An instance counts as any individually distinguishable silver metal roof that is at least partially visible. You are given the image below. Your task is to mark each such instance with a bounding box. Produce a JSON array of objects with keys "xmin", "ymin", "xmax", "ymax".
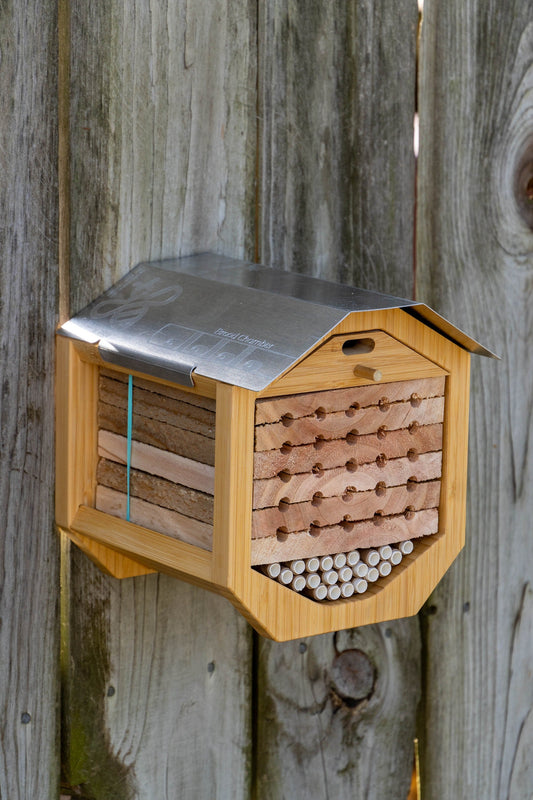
[{"xmin": 59, "ymin": 253, "xmax": 497, "ymax": 391}]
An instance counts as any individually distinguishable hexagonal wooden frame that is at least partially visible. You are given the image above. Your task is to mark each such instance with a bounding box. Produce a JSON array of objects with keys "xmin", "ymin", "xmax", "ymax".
[{"xmin": 56, "ymin": 307, "xmax": 470, "ymax": 641}]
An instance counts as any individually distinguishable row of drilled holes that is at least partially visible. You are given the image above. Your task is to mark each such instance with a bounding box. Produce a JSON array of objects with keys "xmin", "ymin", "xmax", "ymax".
[
  {"xmin": 279, "ymin": 394, "xmax": 423, "ymax": 428},
  {"xmin": 279, "ymin": 422, "xmax": 421, "ymax": 455},
  {"xmin": 275, "ymin": 507, "xmax": 417, "ymax": 542},
  {"xmin": 277, "ymin": 477, "xmax": 421, "ymax": 513},
  {"xmin": 276, "ymin": 450, "xmax": 420, "ymax": 484}
]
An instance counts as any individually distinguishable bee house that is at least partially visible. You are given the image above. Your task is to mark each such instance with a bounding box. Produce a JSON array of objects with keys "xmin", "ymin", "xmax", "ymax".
[{"xmin": 56, "ymin": 253, "xmax": 495, "ymax": 641}]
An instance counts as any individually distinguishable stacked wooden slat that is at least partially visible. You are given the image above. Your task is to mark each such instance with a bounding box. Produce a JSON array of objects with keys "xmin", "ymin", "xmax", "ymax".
[
  {"xmin": 259, "ymin": 540, "xmax": 416, "ymax": 601},
  {"xmin": 252, "ymin": 377, "xmax": 445, "ymax": 572},
  {"xmin": 95, "ymin": 368, "xmax": 215, "ymax": 551}
]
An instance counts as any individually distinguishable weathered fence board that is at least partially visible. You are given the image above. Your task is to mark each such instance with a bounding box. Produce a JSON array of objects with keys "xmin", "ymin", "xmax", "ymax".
[
  {"xmin": 256, "ymin": 624, "xmax": 420, "ymax": 798},
  {"xmin": 256, "ymin": 2, "xmax": 421, "ymax": 797},
  {"xmin": 64, "ymin": 2, "xmax": 257, "ymax": 797},
  {"xmin": 259, "ymin": 0, "xmax": 418, "ymax": 297},
  {"xmin": 0, "ymin": 1, "xmax": 59, "ymax": 797},
  {"xmin": 417, "ymin": 1, "xmax": 533, "ymax": 797}
]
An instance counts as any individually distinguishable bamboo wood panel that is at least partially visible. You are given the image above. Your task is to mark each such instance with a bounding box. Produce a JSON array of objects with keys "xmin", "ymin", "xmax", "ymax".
[
  {"xmin": 417, "ymin": 1, "xmax": 533, "ymax": 797},
  {"xmin": 0, "ymin": 0, "xmax": 60, "ymax": 794}
]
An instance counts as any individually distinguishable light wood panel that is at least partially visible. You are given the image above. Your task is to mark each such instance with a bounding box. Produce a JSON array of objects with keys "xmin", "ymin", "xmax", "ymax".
[
  {"xmin": 251, "ymin": 508, "xmax": 439, "ymax": 564},
  {"xmin": 256, "ymin": 376, "xmax": 445, "ymax": 423},
  {"xmin": 98, "ymin": 430, "xmax": 215, "ymax": 494},
  {"xmin": 417, "ymin": 1, "xmax": 533, "ymax": 798},
  {"xmin": 260, "ymin": 326, "xmax": 446, "ymax": 397},
  {"xmin": 256, "ymin": 1, "xmax": 420, "ymax": 796},
  {"xmin": 212, "ymin": 384, "xmax": 256, "ymax": 591},
  {"xmin": 95, "ymin": 486, "xmax": 214, "ymax": 549},
  {"xmin": 254, "ymin": 423, "xmax": 443, "ymax": 478},
  {"xmin": 252, "ymin": 480, "xmax": 441, "ymax": 536},
  {"xmin": 64, "ymin": 1, "xmax": 256, "ymax": 796},
  {"xmin": 0, "ymin": 1, "xmax": 60, "ymax": 795}
]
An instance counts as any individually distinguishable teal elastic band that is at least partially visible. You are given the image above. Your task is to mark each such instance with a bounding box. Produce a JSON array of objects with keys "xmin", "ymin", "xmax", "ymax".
[{"xmin": 126, "ymin": 374, "xmax": 133, "ymax": 521}]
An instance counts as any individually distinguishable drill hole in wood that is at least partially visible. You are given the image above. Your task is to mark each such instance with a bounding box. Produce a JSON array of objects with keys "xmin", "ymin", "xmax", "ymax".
[{"xmin": 342, "ymin": 338, "xmax": 375, "ymax": 355}]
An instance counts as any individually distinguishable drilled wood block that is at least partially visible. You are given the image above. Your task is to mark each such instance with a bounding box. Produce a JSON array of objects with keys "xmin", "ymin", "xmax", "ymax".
[
  {"xmin": 253, "ymin": 423, "xmax": 443, "ymax": 478},
  {"xmin": 252, "ymin": 378, "xmax": 445, "ymax": 569},
  {"xmin": 251, "ymin": 508, "xmax": 439, "ymax": 564},
  {"xmin": 253, "ymin": 451, "xmax": 443, "ymax": 508},
  {"xmin": 252, "ymin": 480, "xmax": 441, "ymax": 537},
  {"xmin": 255, "ymin": 395, "xmax": 445, "ymax": 450},
  {"xmin": 255, "ymin": 375, "xmax": 445, "ymax": 424}
]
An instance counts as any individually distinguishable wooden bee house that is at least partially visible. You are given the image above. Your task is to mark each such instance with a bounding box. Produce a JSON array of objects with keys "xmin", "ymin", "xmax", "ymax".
[{"xmin": 56, "ymin": 254, "xmax": 495, "ymax": 641}]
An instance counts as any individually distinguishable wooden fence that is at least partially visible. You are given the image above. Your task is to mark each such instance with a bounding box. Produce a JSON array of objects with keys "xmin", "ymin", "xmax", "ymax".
[{"xmin": 1, "ymin": 1, "xmax": 532, "ymax": 798}]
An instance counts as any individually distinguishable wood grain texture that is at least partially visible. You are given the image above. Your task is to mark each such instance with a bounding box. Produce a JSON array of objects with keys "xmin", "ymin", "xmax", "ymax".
[
  {"xmin": 98, "ymin": 401, "xmax": 216, "ymax": 465},
  {"xmin": 251, "ymin": 508, "xmax": 439, "ymax": 564},
  {"xmin": 98, "ymin": 430, "xmax": 215, "ymax": 494},
  {"xmin": 99, "ymin": 375, "xmax": 216, "ymax": 437},
  {"xmin": 259, "ymin": 1, "xmax": 418, "ymax": 297},
  {"xmin": 255, "ymin": 376, "xmax": 445, "ymax": 423},
  {"xmin": 254, "ymin": 452, "xmax": 443, "ymax": 508},
  {"xmin": 256, "ymin": 624, "xmax": 420, "ymax": 799},
  {"xmin": 255, "ymin": 395, "xmax": 444, "ymax": 450},
  {"xmin": 252, "ymin": 479, "xmax": 441, "ymax": 536},
  {"xmin": 96, "ymin": 459, "xmax": 214, "ymax": 523},
  {"xmin": 0, "ymin": 0, "xmax": 60, "ymax": 796},
  {"xmin": 256, "ymin": 1, "xmax": 420, "ymax": 795},
  {"xmin": 66, "ymin": 545, "xmax": 251, "ymax": 799},
  {"xmin": 65, "ymin": 1, "xmax": 256, "ymax": 796},
  {"xmin": 254, "ymin": 423, "xmax": 443, "ymax": 478},
  {"xmin": 417, "ymin": 1, "xmax": 533, "ymax": 797}
]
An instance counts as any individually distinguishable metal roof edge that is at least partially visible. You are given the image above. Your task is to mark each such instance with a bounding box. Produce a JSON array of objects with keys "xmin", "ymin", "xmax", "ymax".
[{"xmin": 405, "ymin": 305, "xmax": 499, "ymax": 359}]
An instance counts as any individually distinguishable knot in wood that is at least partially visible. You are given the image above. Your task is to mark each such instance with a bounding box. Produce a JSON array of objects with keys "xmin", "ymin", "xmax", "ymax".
[
  {"xmin": 514, "ymin": 145, "xmax": 533, "ymax": 229},
  {"xmin": 330, "ymin": 649, "xmax": 375, "ymax": 706}
]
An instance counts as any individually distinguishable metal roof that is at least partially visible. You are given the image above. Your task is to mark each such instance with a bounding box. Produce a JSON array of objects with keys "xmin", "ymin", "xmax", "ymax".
[{"xmin": 59, "ymin": 253, "xmax": 497, "ymax": 391}]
